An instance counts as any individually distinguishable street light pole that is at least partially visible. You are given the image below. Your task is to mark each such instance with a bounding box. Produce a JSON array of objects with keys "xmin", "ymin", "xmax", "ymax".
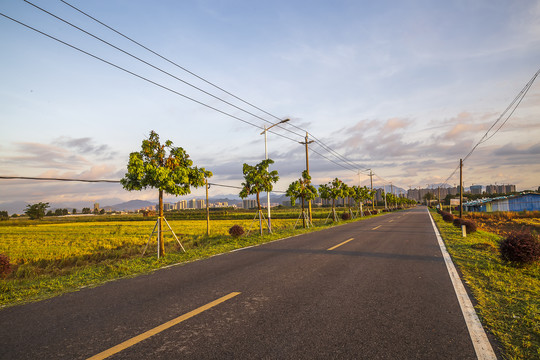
[{"xmin": 261, "ymin": 118, "xmax": 290, "ymax": 232}]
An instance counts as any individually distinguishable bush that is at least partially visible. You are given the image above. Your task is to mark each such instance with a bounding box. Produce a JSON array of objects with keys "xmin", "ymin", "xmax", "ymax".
[
  {"xmin": 453, "ymin": 218, "xmax": 463, "ymax": 227},
  {"xmin": 0, "ymin": 254, "xmax": 12, "ymax": 277},
  {"xmin": 461, "ymin": 220, "xmax": 477, "ymax": 233},
  {"xmin": 442, "ymin": 213, "xmax": 454, "ymax": 222},
  {"xmin": 228, "ymin": 224, "xmax": 245, "ymax": 238},
  {"xmin": 499, "ymin": 231, "xmax": 540, "ymax": 265},
  {"xmin": 341, "ymin": 212, "xmax": 351, "ymax": 220}
]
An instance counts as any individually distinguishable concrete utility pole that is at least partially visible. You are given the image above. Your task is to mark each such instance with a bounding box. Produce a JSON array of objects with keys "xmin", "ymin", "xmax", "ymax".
[
  {"xmin": 459, "ymin": 158, "xmax": 463, "ymax": 218},
  {"xmin": 369, "ymin": 170, "xmax": 374, "ymax": 210},
  {"xmin": 299, "ymin": 132, "xmax": 314, "ymax": 222},
  {"xmin": 206, "ymin": 178, "xmax": 210, "ymax": 236},
  {"xmin": 261, "ymin": 118, "xmax": 289, "ymax": 232}
]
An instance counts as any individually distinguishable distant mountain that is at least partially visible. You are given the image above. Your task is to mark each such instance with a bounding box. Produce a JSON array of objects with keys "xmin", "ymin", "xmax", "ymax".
[{"xmin": 104, "ymin": 200, "xmax": 155, "ymax": 212}]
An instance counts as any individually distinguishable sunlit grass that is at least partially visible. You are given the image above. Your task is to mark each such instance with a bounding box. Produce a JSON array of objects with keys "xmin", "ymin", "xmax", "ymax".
[
  {"xmin": 431, "ymin": 209, "xmax": 540, "ymax": 360},
  {"xmin": 0, "ymin": 210, "xmax": 383, "ymax": 308}
]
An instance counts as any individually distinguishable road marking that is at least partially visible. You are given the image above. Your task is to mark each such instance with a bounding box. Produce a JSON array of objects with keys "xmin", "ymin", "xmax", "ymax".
[
  {"xmin": 372, "ymin": 225, "xmax": 382, "ymax": 230},
  {"xmin": 87, "ymin": 292, "xmax": 241, "ymax": 360},
  {"xmin": 388, "ymin": 219, "xmax": 394, "ymax": 222},
  {"xmin": 327, "ymin": 238, "xmax": 354, "ymax": 251},
  {"xmin": 428, "ymin": 211, "xmax": 496, "ymax": 360}
]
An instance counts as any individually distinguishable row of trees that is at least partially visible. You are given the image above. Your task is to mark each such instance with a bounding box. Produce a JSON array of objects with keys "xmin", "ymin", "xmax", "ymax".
[{"xmin": 11, "ymin": 130, "xmax": 410, "ymax": 257}]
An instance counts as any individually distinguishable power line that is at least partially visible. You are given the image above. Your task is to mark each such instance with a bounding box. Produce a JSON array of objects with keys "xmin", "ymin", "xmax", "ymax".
[
  {"xmin": 0, "ymin": 176, "xmax": 119, "ymax": 183},
  {"xmin": 0, "ymin": 176, "xmax": 288, "ymax": 193},
  {"xmin": 2, "ymin": 9, "xmax": 393, "ymax": 184},
  {"xmin": 23, "ymin": 0, "xmax": 306, "ymax": 142},
  {"xmin": 0, "ymin": 12, "xmax": 300, "ymax": 145},
  {"xmin": 442, "ymin": 67, "xmax": 539, "ymax": 183},
  {"xmin": 59, "ymin": 0, "xmax": 372, "ymax": 173},
  {"xmin": 463, "ymin": 67, "xmax": 539, "ymax": 163}
]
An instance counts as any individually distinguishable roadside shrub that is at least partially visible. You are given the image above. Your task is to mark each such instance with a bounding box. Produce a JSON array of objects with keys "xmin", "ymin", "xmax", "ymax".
[
  {"xmin": 499, "ymin": 231, "xmax": 540, "ymax": 265},
  {"xmin": 341, "ymin": 212, "xmax": 351, "ymax": 220},
  {"xmin": 228, "ymin": 224, "xmax": 245, "ymax": 238},
  {"xmin": 453, "ymin": 218, "xmax": 463, "ymax": 227},
  {"xmin": 442, "ymin": 213, "xmax": 454, "ymax": 222},
  {"xmin": 461, "ymin": 220, "xmax": 477, "ymax": 233},
  {"xmin": 0, "ymin": 254, "xmax": 12, "ymax": 277}
]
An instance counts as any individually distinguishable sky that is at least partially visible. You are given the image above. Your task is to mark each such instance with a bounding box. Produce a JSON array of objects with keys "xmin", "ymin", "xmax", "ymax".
[{"xmin": 1, "ymin": 0, "xmax": 539, "ymax": 207}]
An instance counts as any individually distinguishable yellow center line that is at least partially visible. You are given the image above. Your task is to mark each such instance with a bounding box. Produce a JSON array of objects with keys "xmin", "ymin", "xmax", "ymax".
[
  {"xmin": 372, "ymin": 225, "xmax": 382, "ymax": 230},
  {"xmin": 87, "ymin": 292, "xmax": 241, "ymax": 360},
  {"xmin": 327, "ymin": 238, "xmax": 354, "ymax": 251}
]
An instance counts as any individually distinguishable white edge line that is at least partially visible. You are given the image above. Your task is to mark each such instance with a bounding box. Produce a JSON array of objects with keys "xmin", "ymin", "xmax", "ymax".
[{"xmin": 428, "ymin": 209, "xmax": 497, "ymax": 360}]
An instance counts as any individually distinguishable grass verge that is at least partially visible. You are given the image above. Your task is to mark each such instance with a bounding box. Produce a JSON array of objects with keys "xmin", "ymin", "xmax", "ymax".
[{"xmin": 430, "ymin": 209, "xmax": 540, "ymax": 360}]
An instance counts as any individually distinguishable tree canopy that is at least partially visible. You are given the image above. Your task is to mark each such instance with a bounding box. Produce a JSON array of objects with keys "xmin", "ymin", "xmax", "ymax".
[
  {"xmin": 121, "ymin": 130, "xmax": 211, "ymax": 195},
  {"xmin": 286, "ymin": 170, "xmax": 318, "ymax": 207},
  {"xmin": 239, "ymin": 159, "xmax": 279, "ymax": 211},
  {"xmin": 25, "ymin": 202, "xmax": 49, "ymax": 220}
]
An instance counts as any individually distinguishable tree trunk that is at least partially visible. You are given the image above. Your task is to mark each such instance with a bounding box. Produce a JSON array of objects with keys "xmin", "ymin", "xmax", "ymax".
[
  {"xmin": 256, "ymin": 192, "xmax": 262, "ymax": 236},
  {"xmin": 158, "ymin": 189, "xmax": 164, "ymax": 257},
  {"xmin": 301, "ymin": 196, "xmax": 306, "ymax": 228}
]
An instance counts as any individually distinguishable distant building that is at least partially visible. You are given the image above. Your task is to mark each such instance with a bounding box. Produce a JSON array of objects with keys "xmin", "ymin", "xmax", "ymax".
[
  {"xmin": 93, "ymin": 203, "xmax": 100, "ymax": 212},
  {"xmin": 470, "ymin": 185, "xmax": 483, "ymax": 195},
  {"xmin": 464, "ymin": 193, "xmax": 540, "ymax": 212},
  {"xmin": 196, "ymin": 199, "xmax": 205, "ymax": 209},
  {"xmin": 188, "ymin": 199, "xmax": 197, "ymax": 209},
  {"xmin": 177, "ymin": 200, "xmax": 187, "ymax": 210},
  {"xmin": 486, "ymin": 184, "xmax": 516, "ymax": 195},
  {"xmin": 242, "ymin": 199, "xmax": 258, "ymax": 209}
]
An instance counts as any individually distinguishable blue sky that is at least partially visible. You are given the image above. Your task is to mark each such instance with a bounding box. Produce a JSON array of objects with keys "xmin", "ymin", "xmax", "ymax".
[{"xmin": 1, "ymin": 0, "xmax": 539, "ymax": 206}]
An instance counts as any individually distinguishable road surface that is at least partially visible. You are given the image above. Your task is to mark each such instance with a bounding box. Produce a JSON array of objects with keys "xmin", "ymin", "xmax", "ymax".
[{"xmin": 0, "ymin": 207, "xmax": 490, "ymax": 359}]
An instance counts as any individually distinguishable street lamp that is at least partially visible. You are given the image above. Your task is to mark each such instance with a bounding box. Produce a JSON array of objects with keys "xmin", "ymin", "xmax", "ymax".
[{"xmin": 260, "ymin": 118, "xmax": 290, "ymax": 232}]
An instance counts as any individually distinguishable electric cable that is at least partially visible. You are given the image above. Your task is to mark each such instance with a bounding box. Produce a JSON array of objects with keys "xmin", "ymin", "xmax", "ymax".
[
  {"xmin": 23, "ymin": 0, "xmax": 306, "ymax": 142},
  {"xmin": 0, "ymin": 12, "xmax": 301, "ymax": 144},
  {"xmin": 1, "ymin": 10, "xmax": 399, "ymax": 187},
  {"xmin": 59, "ymin": 0, "xmax": 371, "ymax": 171},
  {"xmin": 58, "ymin": 0, "xmax": 306, "ymax": 140}
]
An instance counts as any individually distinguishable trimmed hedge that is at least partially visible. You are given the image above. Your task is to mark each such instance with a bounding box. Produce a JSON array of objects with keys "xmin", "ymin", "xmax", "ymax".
[
  {"xmin": 228, "ymin": 224, "xmax": 245, "ymax": 238},
  {"xmin": 499, "ymin": 231, "xmax": 540, "ymax": 265}
]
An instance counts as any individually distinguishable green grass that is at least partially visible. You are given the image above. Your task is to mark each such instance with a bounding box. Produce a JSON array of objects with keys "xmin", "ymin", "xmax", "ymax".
[
  {"xmin": 430, "ymin": 209, "xmax": 540, "ymax": 360},
  {"xmin": 0, "ymin": 209, "xmax": 386, "ymax": 308}
]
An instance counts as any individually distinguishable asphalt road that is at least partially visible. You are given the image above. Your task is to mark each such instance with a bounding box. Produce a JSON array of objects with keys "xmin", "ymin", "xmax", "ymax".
[{"xmin": 1, "ymin": 207, "xmax": 481, "ymax": 359}]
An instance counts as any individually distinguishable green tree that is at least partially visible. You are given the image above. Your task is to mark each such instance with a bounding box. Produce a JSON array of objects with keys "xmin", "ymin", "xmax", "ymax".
[
  {"xmin": 82, "ymin": 207, "xmax": 91, "ymax": 214},
  {"xmin": 0, "ymin": 210, "xmax": 8, "ymax": 221},
  {"xmin": 72, "ymin": 208, "xmax": 77, "ymax": 214},
  {"xmin": 286, "ymin": 170, "xmax": 318, "ymax": 228},
  {"xmin": 121, "ymin": 130, "xmax": 211, "ymax": 256},
  {"xmin": 24, "ymin": 202, "xmax": 49, "ymax": 220},
  {"xmin": 239, "ymin": 159, "xmax": 279, "ymax": 235},
  {"xmin": 351, "ymin": 185, "xmax": 371, "ymax": 216},
  {"xmin": 319, "ymin": 178, "xmax": 344, "ymax": 222}
]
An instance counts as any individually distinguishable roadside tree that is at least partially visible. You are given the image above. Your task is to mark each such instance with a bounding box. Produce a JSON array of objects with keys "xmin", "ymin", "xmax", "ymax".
[
  {"xmin": 286, "ymin": 170, "xmax": 318, "ymax": 228},
  {"xmin": 319, "ymin": 178, "xmax": 344, "ymax": 222},
  {"xmin": 121, "ymin": 130, "xmax": 211, "ymax": 257},
  {"xmin": 239, "ymin": 159, "xmax": 279, "ymax": 235}
]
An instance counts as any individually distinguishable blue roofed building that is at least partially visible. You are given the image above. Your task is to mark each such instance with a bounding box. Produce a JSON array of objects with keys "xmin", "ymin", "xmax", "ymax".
[{"xmin": 464, "ymin": 193, "xmax": 540, "ymax": 213}]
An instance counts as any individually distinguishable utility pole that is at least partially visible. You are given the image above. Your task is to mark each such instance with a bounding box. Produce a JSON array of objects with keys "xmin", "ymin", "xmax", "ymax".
[
  {"xmin": 390, "ymin": 182, "xmax": 394, "ymax": 209},
  {"xmin": 260, "ymin": 118, "xmax": 289, "ymax": 232},
  {"xmin": 369, "ymin": 169, "xmax": 374, "ymax": 210},
  {"xmin": 459, "ymin": 158, "xmax": 463, "ymax": 218},
  {"xmin": 299, "ymin": 132, "xmax": 314, "ymax": 222},
  {"xmin": 206, "ymin": 178, "xmax": 210, "ymax": 236}
]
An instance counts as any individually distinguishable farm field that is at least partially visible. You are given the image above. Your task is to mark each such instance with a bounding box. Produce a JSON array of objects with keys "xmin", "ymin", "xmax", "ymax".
[
  {"xmin": 464, "ymin": 211, "xmax": 540, "ymax": 237},
  {"xmin": 0, "ymin": 207, "xmax": 383, "ymax": 307},
  {"xmin": 431, "ymin": 209, "xmax": 540, "ymax": 360}
]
